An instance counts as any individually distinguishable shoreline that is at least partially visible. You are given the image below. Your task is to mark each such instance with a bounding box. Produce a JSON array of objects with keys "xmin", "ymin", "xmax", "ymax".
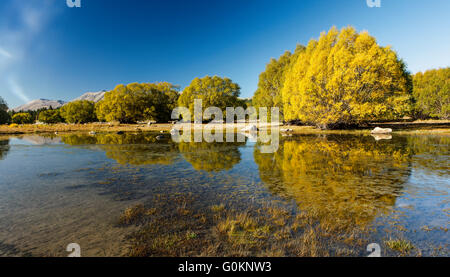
[{"xmin": 0, "ymin": 120, "xmax": 449, "ymax": 136}]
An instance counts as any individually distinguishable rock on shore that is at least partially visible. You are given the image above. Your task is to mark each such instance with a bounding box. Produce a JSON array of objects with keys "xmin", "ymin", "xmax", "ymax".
[{"xmin": 371, "ymin": 127, "xmax": 393, "ymax": 134}]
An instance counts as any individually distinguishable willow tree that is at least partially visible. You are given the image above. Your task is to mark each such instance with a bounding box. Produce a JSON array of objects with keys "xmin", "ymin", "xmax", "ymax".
[
  {"xmin": 96, "ymin": 82, "xmax": 179, "ymax": 123},
  {"xmin": 60, "ymin": 100, "xmax": 96, "ymax": 123},
  {"xmin": 252, "ymin": 45, "xmax": 305, "ymax": 119},
  {"xmin": 178, "ymin": 76, "xmax": 242, "ymax": 121},
  {"xmin": 12, "ymin": 112, "xmax": 33, "ymax": 124},
  {"xmin": 38, "ymin": 109, "xmax": 63, "ymax": 124},
  {"xmin": 282, "ymin": 26, "xmax": 413, "ymax": 128},
  {"xmin": 413, "ymin": 67, "xmax": 449, "ymax": 119}
]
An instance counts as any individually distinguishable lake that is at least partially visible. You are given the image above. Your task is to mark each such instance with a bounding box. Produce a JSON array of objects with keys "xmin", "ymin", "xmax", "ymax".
[{"xmin": 0, "ymin": 132, "xmax": 448, "ymax": 256}]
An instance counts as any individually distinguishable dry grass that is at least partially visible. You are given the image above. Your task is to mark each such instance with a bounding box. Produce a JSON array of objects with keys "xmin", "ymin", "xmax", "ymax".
[
  {"xmin": 1, "ymin": 120, "xmax": 449, "ymax": 135},
  {"xmin": 0, "ymin": 123, "xmax": 174, "ymax": 134},
  {"xmin": 385, "ymin": 238, "xmax": 415, "ymax": 254},
  {"xmin": 118, "ymin": 204, "xmax": 147, "ymax": 225},
  {"xmin": 117, "ymin": 194, "xmax": 377, "ymax": 257}
]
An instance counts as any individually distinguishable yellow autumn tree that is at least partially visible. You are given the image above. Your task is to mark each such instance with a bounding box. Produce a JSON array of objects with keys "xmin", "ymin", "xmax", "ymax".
[
  {"xmin": 96, "ymin": 82, "xmax": 179, "ymax": 123},
  {"xmin": 178, "ymin": 76, "xmax": 243, "ymax": 121},
  {"xmin": 282, "ymin": 26, "xmax": 413, "ymax": 128},
  {"xmin": 413, "ymin": 67, "xmax": 450, "ymax": 119},
  {"xmin": 252, "ymin": 45, "xmax": 305, "ymax": 120}
]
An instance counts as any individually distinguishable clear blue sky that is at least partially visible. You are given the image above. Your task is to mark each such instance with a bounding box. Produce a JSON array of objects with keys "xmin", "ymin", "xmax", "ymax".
[{"xmin": 0, "ymin": 0, "xmax": 449, "ymax": 108}]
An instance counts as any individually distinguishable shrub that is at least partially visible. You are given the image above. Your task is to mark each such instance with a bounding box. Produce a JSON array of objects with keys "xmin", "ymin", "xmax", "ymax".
[
  {"xmin": 38, "ymin": 109, "xmax": 64, "ymax": 124},
  {"xmin": 12, "ymin": 113, "xmax": 34, "ymax": 124},
  {"xmin": 60, "ymin": 100, "xmax": 97, "ymax": 123}
]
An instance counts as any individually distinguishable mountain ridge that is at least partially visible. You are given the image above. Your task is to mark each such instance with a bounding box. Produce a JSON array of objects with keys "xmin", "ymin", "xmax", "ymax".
[{"xmin": 12, "ymin": 91, "xmax": 106, "ymax": 112}]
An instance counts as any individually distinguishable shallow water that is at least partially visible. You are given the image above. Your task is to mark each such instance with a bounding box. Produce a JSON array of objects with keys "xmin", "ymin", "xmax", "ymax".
[{"xmin": 0, "ymin": 132, "xmax": 448, "ymax": 256}]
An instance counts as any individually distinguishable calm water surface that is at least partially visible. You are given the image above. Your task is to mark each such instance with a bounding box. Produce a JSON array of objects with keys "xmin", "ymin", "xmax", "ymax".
[{"xmin": 0, "ymin": 133, "xmax": 448, "ymax": 256}]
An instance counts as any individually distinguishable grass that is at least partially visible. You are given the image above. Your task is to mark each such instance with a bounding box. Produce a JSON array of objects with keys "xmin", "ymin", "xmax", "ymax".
[
  {"xmin": 116, "ymin": 194, "xmax": 376, "ymax": 257},
  {"xmin": 118, "ymin": 192, "xmax": 442, "ymax": 257},
  {"xmin": 118, "ymin": 204, "xmax": 147, "ymax": 225},
  {"xmin": 385, "ymin": 238, "xmax": 415, "ymax": 254},
  {"xmin": 211, "ymin": 204, "xmax": 226, "ymax": 213},
  {"xmin": 0, "ymin": 123, "xmax": 174, "ymax": 134}
]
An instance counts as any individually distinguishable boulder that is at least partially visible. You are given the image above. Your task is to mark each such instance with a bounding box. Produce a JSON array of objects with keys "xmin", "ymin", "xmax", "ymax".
[
  {"xmin": 371, "ymin": 127, "xmax": 392, "ymax": 134},
  {"xmin": 241, "ymin": 125, "xmax": 258, "ymax": 132}
]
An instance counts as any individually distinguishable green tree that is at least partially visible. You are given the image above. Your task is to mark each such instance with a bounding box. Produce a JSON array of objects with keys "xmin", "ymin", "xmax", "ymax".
[
  {"xmin": 413, "ymin": 67, "xmax": 449, "ymax": 119},
  {"xmin": 282, "ymin": 26, "xmax": 413, "ymax": 128},
  {"xmin": 253, "ymin": 45, "xmax": 305, "ymax": 119},
  {"xmin": 178, "ymin": 76, "xmax": 242, "ymax": 121},
  {"xmin": 12, "ymin": 112, "xmax": 34, "ymax": 124},
  {"xmin": 38, "ymin": 109, "xmax": 64, "ymax": 124},
  {"xmin": 60, "ymin": 100, "xmax": 96, "ymax": 123},
  {"xmin": 96, "ymin": 82, "xmax": 179, "ymax": 123},
  {"xmin": 0, "ymin": 96, "xmax": 10, "ymax": 124}
]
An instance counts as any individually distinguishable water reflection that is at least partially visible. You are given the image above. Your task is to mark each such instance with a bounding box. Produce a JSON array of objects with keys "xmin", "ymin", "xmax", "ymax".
[
  {"xmin": 254, "ymin": 135, "xmax": 412, "ymax": 227},
  {"xmin": 61, "ymin": 133, "xmax": 179, "ymax": 166},
  {"xmin": 60, "ymin": 133, "xmax": 246, "ymax": 171},
  {"xmin": 0, "ymin": 132, "xmax": 448, "ymax": 256},
  {"xmin": 0, "ymin": 139, "xmax": 10, "ymax": 160},
  {"xmin": 407, "ymin": 135, "xmax": 450, "ymax": 176},
  {"xmin": 178, "ymin": 141, "xmax": 244, "ymax": 172}
]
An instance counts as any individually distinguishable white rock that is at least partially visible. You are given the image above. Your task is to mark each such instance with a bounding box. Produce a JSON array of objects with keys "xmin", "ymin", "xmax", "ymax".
[
  {"xmin": 371, "ymin": 127, "xmax": 392, "ymax": 134},
  {"xmin": 241, "ymin": 125, "xmax": 258, "ymax": 132}
]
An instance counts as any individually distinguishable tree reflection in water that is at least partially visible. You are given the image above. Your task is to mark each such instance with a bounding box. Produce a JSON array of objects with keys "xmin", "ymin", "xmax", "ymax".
[
  {"xmin": 254, "ymin": 135, "xmax": 412, "ymax": 229},
  {"xmin": 178, "ymin": 141, "xmax": 244, "ymax": 172},
  {"xmin": 0, "ymin": 139, "xmax": 10, "ymax": 160},
  {"xmin": 407, "ymin": 135, "xmax": 450, "ymax": 176},
  {"xmin": 61, "ymin": 133, "xmax": 180, "ymax": 166},
  {"xmin": 60, "ymin": 133, "xmax": 245, "ymax": 171}
]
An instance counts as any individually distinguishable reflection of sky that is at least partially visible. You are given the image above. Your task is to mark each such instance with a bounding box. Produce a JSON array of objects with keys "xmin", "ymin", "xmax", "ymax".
[{"xmin": 394, "ymin": 167, "xmax": 449, "ymax": 229}]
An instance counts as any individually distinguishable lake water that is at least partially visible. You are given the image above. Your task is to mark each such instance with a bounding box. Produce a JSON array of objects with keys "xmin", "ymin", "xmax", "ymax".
[{"xmin": 0, "ymin": 132, "xmax": 448, "ymax": 256}]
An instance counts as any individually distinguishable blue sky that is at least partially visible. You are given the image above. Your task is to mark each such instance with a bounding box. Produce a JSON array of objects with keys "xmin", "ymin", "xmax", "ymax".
[{"xmin": 0, "ymin": 0, "xmax": 449, "ymax": 108}]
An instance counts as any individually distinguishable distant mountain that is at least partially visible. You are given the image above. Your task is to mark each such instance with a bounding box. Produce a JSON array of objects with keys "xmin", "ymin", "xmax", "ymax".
[
  {"xmin": 71, "ymin": 90, "xmax": 106, "ymax": 103},
  {"xmin": 12, "ymin": 99, "xmax": 66, "ymax": 112},
  {"xmin": 12, "ymin": 90, "xmax": 107, "ymax": 112}
]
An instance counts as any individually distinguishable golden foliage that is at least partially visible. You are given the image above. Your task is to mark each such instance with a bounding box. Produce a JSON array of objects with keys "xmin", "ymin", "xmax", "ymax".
[
  {"xmin": 254, "ymin": 135, "xmax": 411, "ymax": 228},
  {"xmin": 413, "ymin": 67, "xmax": 449, "ymax": 119},
  {"xmin": 96, "ymin": 82, "xmax": 179, "ymax": 123},
  {"xmin": 281, "ymin": 26, "xmax": 413, "ymax": 127}
]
